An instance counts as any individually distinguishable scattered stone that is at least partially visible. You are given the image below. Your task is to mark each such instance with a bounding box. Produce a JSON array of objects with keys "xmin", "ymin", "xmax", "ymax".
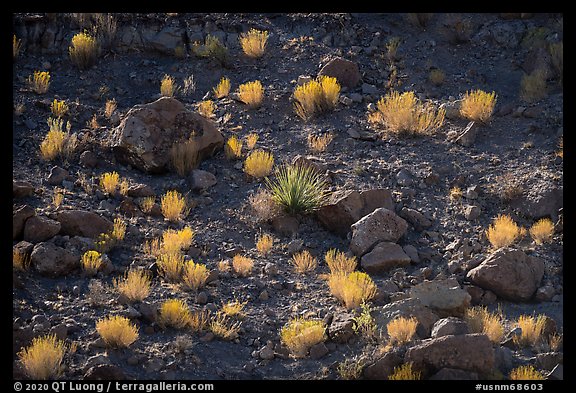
[
  {"xmin": 196, "ymin": 292, "xmax": 208, "ymax": 304},
  {"xmin": 327, "ymin": 313, "xmax": 355, "ymax": 343},
  {"xmin": 127, "ymin": 183, "xmax": 155, "ymax": 198},
  {"xmin": 188, "ymin": 169, "xmax": 217, "ymax": 191},
  {"xmin": 23, "ymin": 215, "xmax": 61, "ymax": 243},
  {"xmin": 13, "ymin": 180, "xmax": 35, "ymax": 198},
  {"xmin": 535, "ymin": 285, "xmax": 556, "ymax": 302},
  {"xmin": 49, "ymin": 323, "xmax": 68, "ymax": 341},
  {"xmin": 350, "ymin": 208, "xmax": 408, "ymax": 257},
  {"xmin": 409, "ymin": 278, "xmax": 471, "ymax": 317},
  {"xmin": 431, "ymin": 317, "xmax": 469, "ymax": 338},
  {"xmin": 464, "ymin": 205, "xmax": 481, "ymax": 220},
  {"xmin": 84, "ymin": 364, "xmax": 126, "ymax": 380},
  {"xmin": 363, "ymin": 349, "xmax": 403, "ymax": 380},
  {"xmin": 30, "ymin": 241, "xmax": 80, "ymax": 277},
  {"xmin": 465, "ymin": 185, "xmax": 480, "ymax": 200},
  {"xmin": 536, "ymin": 352, "xmax": 563, "ymax": 371},
  {"xmin": 361, "ymin": 83, "xmax": 379, "ymax": 95},
  {"xmin": 360, "ymin": 242, "xmax": 411, "ymax": 274},
  {"xmin": 271, "ymin": 215, "xmax": 299, "ymax": 237},
  {"xmin": 264, "ymin": 263, "xmax": 278, "ymax": 276},
  {"xmin": 453, "ymin": 121, "xmax": 478, "ymax": 147},
  {"xmin": 13, "ymin": 204, "xmax": 35, "ymax": 240},
  {"xmin": 79, "ymin": 150, "xmax": 99, "ymax": 168},
  {"xmin": 399, "ymin": 207, "xmax": 432, "ymax": 231},
  {"xmin": 138, "ymin": 302, "xmax": 158, "ymax": 323},
  {"xmin": 287, "ymin": 239, "xmax": 304, "ymax": 255},
  {"xmin": 510, "ymin": 184, "xmax": 563, "ymax": 220},
  {"xmin": 297, "ymin": 75, "xmax": 312, "ymax": 86},
  {"xmin": 317, "ymin": 57, "xmax": 361, "ymax": 88},
  {"xmin": 56, "ymin": 210, "xmax": 113, "ymax": 238},
  {"xmin": 259, "ymin": 341, "xmax": 275, "ymax": 360},
  {"xmin": 547, "ymin": 364, "xmax": 563, "ymax": 380},
  {"xmin": 403, "ymin": 244, "xmax": 420, "ymax": 263},
  {"xmin": 46, "ymin": 166, "xmax": 69, "ymax": 186},
  {"xmin": 309, "ymin": 342, "xmax": 329, "ymax": 359}
]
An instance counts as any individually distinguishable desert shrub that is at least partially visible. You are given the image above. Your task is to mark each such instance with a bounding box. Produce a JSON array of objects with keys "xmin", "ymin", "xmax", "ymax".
[
  {"xmin": 198, "ymin": 100, "xmax": 215, "ymax": 118},
  {"xmin": 51, "ymin": 99, "xmax": 68, "ymax": 118},
  {"xmin": 182, "ymin": 75, "xmax": 196, "ymax": 96},
  {"xmin": 81, "ymin": 250, "xmax": 103, "ymax": 276},
  {"xmin": 182, "ymin": 261, "xmax": 209, "ymax": 292},
  {"xmin": 280, "ymin": 317, "xmax": 325, "ymax": 358},
  {"xmin": 189, "ymin": 309, "xmax": 211, "ymax": 333},
  {"xmin": 210, "ymin": 313, "xmax": 241, "ymax": 340},
  {"xmin": 105, "ymin": 98, "xmax": 117, "ymax": 119},
  {"xmin": 194, "ymin": 34, "xmax": 229, "ymax": 66},
  {"xmin": 162, "ymin": 226, "xmax": 195, "ymax": 254},
  {"xmin": 486, "ymin": 214, "xmax": 521, "ymax": 249},
  {"xmin": 224, "ymin": 135, "xmax": 243, "ymax": 159},
  {"xmin": 13, "ymin": 248, "xmax": 30, "ymax": 271},
  {"xmin": 159, "ymin": 299, "xmax": 191, "ymax": 329},
  {"xmin": 256, "ymin": 233, "xmax": 274, "ymax": 255},
  {"xmin": 520, "ymin": 69, "xmax": 547, "ymax": 103},
  {"xmin": 509, "ymin": 365, "xmax": 545, "ymax": 380},
  {"xmin": 307, "ymin": 133, "xmax": 334, "ymax": 153},
  {"xmin": 244, "ymin": 149, "xmax": 274, "ymax": 178},
  {"xmin": 69, "ymin": 31, "xmax": 99, "ymax": 69},
  {"xmin": 246, "ymin": 133, "xmax": 259, "ymax": 150},
  {"xmin": 18, "ymin": 334, "xmax": 65, "ymax": 380},
  {"xmin": 337, "ymin": 357, "xmax": 365, "ymax": 380},
  {"xmin": 96, "ymin": 315, "xmax": 138, "ymax": 348},
  {"xmin": 213, "ymin": 77, "xmax": 231, "ymax": 99},
  {"xmin": 114, "ymin": 269, "xmax": 152, "ymax": 303},
  {"xmin": 139, "ymin": 196, "xmax": 156, "ymax": 214},
  {"xmin": 99, "ymin": 171, "xmax": 120, "ymax": 194},
  {"xmin": 514, "ymin": 314, "xmax": 546, "ymax": 348},
  {"xmin": 28, "ymin": 71, "xmax": 50, "ymax": 94},
  {"xmin": 248, "ymin": 188, "xmax": 281, "ymax": 221},
  {"xmin": 291, "ymin": 250, "xmax": 318, "ymax": 274},
  {"xmin": 529, "ymin": 218, "xmax": 554, "ymax": 245},
  {"xmin": 232, "ymin": 255, "xmax": 254, "ymax": 277},
  {"xmin": 171, "ymin": 137, "xmax": 199, "ymax": 176},
  {"xmin": 88, "ymin": 114, "xmax": 100, "ymax": 130},
  {"xmin": 160, "ymin": 190, "xmax": 189, "ymax": 222},
  {"xmin": 385, "ymin": 37, "xmax": 402, "ymax": 63},
  {"xmin": 221, "ymin": 298, "xmax": 247, "ymax": 318},
  {"xmin": 459, "ymin": 89, "xmax": 497, "ymax": 122},
  {"xmin": 266, "ymin": 163, "xmax": 329, "ymax": 215},
  {"xmin": 13, "ymin": 34, "xmax": 22, "ymax": 59},
  {"xmin": 239, "ymin": 28, "xmax": 269, "ymax": 58},
  {"xmin": 293, "ymin": 76, "xmax": 340, "ymax": 120},
  {"xmin": 386, "ymin": 316, "xmax": 418, "ymax": 346},
  {"xmin": 157, "ymin": 252, "xmax": 185, "ymax": 282},
  {"xmin": 217, "ymin": 260, "xmax": 231, "ymax": 273},
  {"xmin": 388, "ymin": 363, "xmax": 421, "ymax": 380},
  {"xmin": 449, "ymin": 186, "xmax": 463, "ymax": 201},
  {"xmin": 111, "ymin": 217, "xmax": 126, "ymax": 241},
  {"xmin": 328, "ymin": 272, "xmax": 377, "ymax": 310},
  {"xmin": 353, "ymin": 302, "xmax": 378, "ymax": 342},
  {"xmin": 429, "ymin": 68, "xmax": 445, "ymax": 86},
  {"xmin": 369, "ymin": 90, "xmax": 445, "ymax": 136},
  {"xmin": 160, "ymin": 74, "xmax": 178, "ymax": 97},
  {"xmin": 238, "ymin": 80, "xmax": 264, "ymax": 108},
  {"xmin": 325, "ymin": 249, "xmax": 357, "ymax": 274},
  {"xmin": 464, "ymin": 306, "xmax": 504, "ymax": 343},
  {"xmin": 52, "ymin": 188, "xmax": 64, "ymax": 208}
]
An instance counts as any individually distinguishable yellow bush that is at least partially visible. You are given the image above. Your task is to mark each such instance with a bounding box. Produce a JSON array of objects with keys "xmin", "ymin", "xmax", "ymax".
[
  {"xmin": 529, "ymin": 218, "xmax": 554, "ymax": 245},
  {"xmin": 460, "ymin": 89, "xmax": 497, "ymax": 122},
  {"xmin": 244, "ymin": 149, "xmax": 274, "ymax": 178},
  {"xmin": 210, "ymin": 313, "xmax": 241, "ymax": 340},
  {"xmin": 105, "ymin": 98, "xmax": 117, "ymax": 119},
  {"xmin": 157, "ymin": 252, "xmax": 185, "ymax": 282},
  {"xmin": 213, "ymin": 77, "xmax": 231, "ymax": 99},
  {"xmin": 280, "ymin": 317, "xmax": 325, "ymax": 358},
  {"xmin": 386, "ymin": 316, "xmax": 418, "ymax": 346},
  {"xmin": 161, "ymin": 190, "xmax": 188, "ymax": 221},
  {"xmin": 225, "ymin": 135, "xmax": 243, "ymax": 159},
  {"xmin": 111, "ymin": 217, "xmax": 126, "ymax": 241},
  {"xmin": 328, "ymin": 271, "xmax": 377, "ymax": 310},
  {"xmin": 246, "ymin": 133, "xmax": 259, "ymax": 150},
  {"xmin": 27, "ymin": 70, "xmax": 50, "ymax": 94},
  {"xmin": 239, "ymin": 29, "xmax": 269, "ymax": 58},
  {"xmin": 319, "ymin": 76, "xmax": 340, "ymax": 109},
  {"xmin": 449, "ymin": 186, "xmax": 463, "ymax": 201},
  {"xmin": 162, "ymin": 226, "xmax": 195, "ymax": 253},
  {"xmin": 221, "ymin": 298, "xmax": 247, "ymax": 318},
  {"xmin": 13, "ymin": 34, "xmax": 22, "ymax": 59},
  {"xmin": 369, "ymin": 90, "xmax": 445, "ymax": 136},
  {"xmin": 114, "ymin": 269, "xmax": 152, "ymax": 303},
  {"xmin": 81, "ymin": 250, "xmax": 103, "ymax": 276},
  {"xmin": 292, "ymin": 250, "xmax": 318, "ymax": 274},
  {"xmin": 51, "ymin": 99, "xmax": 68, "ymax": 118},
  {"xmin": 509, "ymin": 365, "xmax": 545, "ymax": 380},
  {"xmin": 307, "ymin": 133, "xmax": 334, "ymax": 153},
  {"xmin": 140, "ymin": 196, "xmax": 156, "ymax": 213},
  {"xmin": 18, "ymin": 334, "xmax": 65, "ymax": 380},
  {"xmin": 464, "ymin": 306, "xmax": 504, "ymax": 343},
  {"xmin": 198, "ymin": 100, "xmax": 216, "ymax": 118},
  {"xmin": 520, "ymin": 70, "xmax": 547, "ymax": 103},
  {"xmin": 514, "ymin": 314, "xmax": 546, "ymax": 348},
  {"xmin": 256, "ymin": 233, "xmax": 274, "ymax": 255},
  {"xmin": 388, "ymin": 363, "xmax": 421, "ymax": 380},
  {"xmin": 325, "ymin": 249, "xmax": 357, "ymax": 274},
  {"xmin": 96, "ymin": 315, "xmax": 139, "ymax": 348},
  {"xmin": 293, "ymin": 76, "xmax": 341, "ymax": 120},
  {"xmin": 171, "ymin": 137, "xmax": 199, "ymax": 177},
  {"xmin": 182, "ymin": 261, "xmax": 209, "ymax": 291},
  {"xmin": 159, "ymin": 299, "xmax": 191, "ymax": 329},
  {"xmin": 189, "ymin": 309, "xmax": 211, "ymax": 333},
  {"xmin": 486, "ymin": 214, "xmax": 521, "ymax": 249},
  {"xmin": 160, "ymin": 74, "xmax": 177, "ymax": 97},
  {"xmin": 52, "ymin": 189, "xmax": 64, "ymax": 208},
  {"xmin": 100, "ymin": 171, "xmax": 120, "ymax": 194},
  {"xmin": 232, "ymin": 254, "xmax": 254, "ymax": 277},
  {"xmin": 69, "ymin": 31, "xmax": 99, "ymax": 69},
  {"xmin": 13, "ymin": 249, "xmax": 30, "ymax": 271},
  {"xmin": 40, "ymin": 117, "xmax": 68, "ymax": 161},
  {"xmin": 238, "ymin": 80, "xmax": 264, "ymax": 108}
]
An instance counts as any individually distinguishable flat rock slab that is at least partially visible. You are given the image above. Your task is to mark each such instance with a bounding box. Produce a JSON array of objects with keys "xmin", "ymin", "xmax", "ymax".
[
  {"xmin": 350, "ymin": 208, "xmax": 408, "ymax": 257},
  {"xmin": 360, "ymin": 242, "xmax": 411, "ymax": 274},
  {"xmin": 409, "ymin": 278, "xmax": 471, "ymax": 317}
]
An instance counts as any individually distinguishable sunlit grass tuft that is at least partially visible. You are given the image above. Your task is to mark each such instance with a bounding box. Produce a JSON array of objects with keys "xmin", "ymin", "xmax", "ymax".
[
  {"xmin": 239, "ymin": 29, "xmax": 269, "ymax": 58},
  {"xmin": 280, "ymin": 317, "xmax": 325, "ymax": 358},
  {"xmin": 81, "ymin": 250, "xmax": 103, "ymax": 277},
  {"xmin": 27, "ymin": 71, "xmax": 51, "ymax": 94},
  {"xmin": 244, "ymin": 149, "xmax": 274, "ymax": 179},
  {"xmin": 509, "ymin": 365, "xmax": 545, "ymax": 380},
  {"xmin": 198, "ymin": 100, "xmax": 216, "ymax": 118},
  {"xmin": 18, "ymin": 334, "xmax": 65, "ymax": 380},
  {"xmin": 529, "ymin": 218, "xmax": 554, "ymax": 245},
  {"xmin": 328, "ymin": 272, "xmax": 377, "ymax": 310},
  {"xmin": 460, "ymin": 89, "xmax": 497, "ymax": 122},
  {"xmin": 291, "ymin": 250, "xmax": 318, "ymax": 274},
  {"xmin": 114, "ymin": 269, "xmax": 152, "ymax": 303},
  {"xmin": 232, "ymin": 255, "xmax": 254, "ymax": 277},
  {"xmin": 159, "ymin": 299, "xmax": 191, "ymax": 329},
  {"xmin": 160, "ymin": 190, "xmax": 189, "ymax": 222},
  {"xmin": 388, "ymin": 363, "xmax": 421, "ymax": 380},
  {"xmin": 182, "ymin": 261, "xmax": 209, "ymax": 292},
  {"xmin": 386, "ymin": 317, "xmax": 418, "ymax": 346},
  {"xmin": 213, "ymin": 77, "xmax": 231, "ymax": 99},
  {"xmin": 256, "ymin": 233, "xmax": 274, "ymax": 256},
  {"xmin": 238, "ymin": 80, "xmax": 264, "ymax": 109},
  {"xmin": 486, "ymin": 214, "xmax": 521, "ymax": 249},
  {"xmin": 325, "ymin": 249, "xmax": 357, "ymax": 274},
  {"xmin": 96, "ymin": 315, "xmax": 139, "ymax": 348},
  {"xmin": 69, "ymin": 31, "xmax": 99, "ymax": 69},
  {"xmin": 224, "ymin": 135, "xmax": 243, "ymax": 159}
]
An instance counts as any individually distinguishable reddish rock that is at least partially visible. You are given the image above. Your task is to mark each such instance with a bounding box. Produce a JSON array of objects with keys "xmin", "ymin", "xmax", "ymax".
[
  {"xmin": 360, "ymin": 242, "xmax": 411, "ymax": 274},
  {"xmin": 13, "ymin": 180, "xmax": 35, "ymax": 198},
  {"xmin": 56, "ymin": 210, "xmax": 113, "ymax": 238},
  {"xmin": 317, "ymin": 57, "xmax": 361, "ymax": 88},
  {"xmin": 23, "ymin": 215, "xmax": 61, "ymax": 243},
  {"xmin": 363, "ymin": 350, "xmax": 403, "ymax": 380},
  {"xmin": 30, "ymin": 241, "xmax": 80, "ymax": 277},
  {"xmin": 13, "ymin": 205, "xmax": 35, "ymax": 240}
]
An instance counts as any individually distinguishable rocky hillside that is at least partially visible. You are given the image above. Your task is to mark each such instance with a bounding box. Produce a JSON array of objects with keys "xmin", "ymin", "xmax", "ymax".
[{"xmin": 12, "ymin": 13, "xmax": 563, "ymax": 381}]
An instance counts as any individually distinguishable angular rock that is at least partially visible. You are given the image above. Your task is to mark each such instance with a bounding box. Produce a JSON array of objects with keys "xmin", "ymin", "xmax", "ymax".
[
  {"xmin": 84, "ymin": 364, "xmax": 126, "ymax": 380},
  {"xmin": 188, "ymin": 169, "xmax": 217, "ymax": 191},
  {"xmin": 292, "ymin": 155, "xmax": 328, "ymax": 174},
  {"xmin": 431, "ymin": 317, "xmax": 469, "ymax": 338},
  {"xmin": 466, "ymin": 248, "xmax": 545, "ymax": 301},
  {"xmin": 363, "ymin": 349, "xmax": 403, "ymax": 380},
  {"xmin": 350, "ymin": 208, "xmax": 408, "ymax": 256},
  {"xmin": 56, "ymin": 210, "xmax": 113, "ymax": 238},
  {"xmin": 361, "ymin": 242, "xmax": 411, "ymax": 274},
  {"xmin": 409, "ymin": 278, "xmax": 471, "ymax": 317},
  {"xmin": 13, "ymin": 180, "xmax": 35, "ymax": 198},
  {"xmin": 23, "ymin": 215, "xmax": 61, "ymax": 243},
  {"xmin": 453, "ymin": 121, "xmax": 479, "ymax": 147},
  {"xmin": 536, "ymin": 352, "xmax": 563, "ymax": 371},
  {"xmin": 547, "ymin": 364, "xmax": 563, "ymax": 380},
  {"xmin": 429, "ymin": 368, "xmax": 479, "ymax": 380},
  {"xmin": 13, "ymin": 240, "xmax": 34, "ymax": 259},
  {"xmin": 309, "ymin": 342, "xmax": 329, "ymax": 359},
  {"xmin": 46, "ymin": 166, "xmax": 69, "ymax": 186},
  {"xmin": 127, "ymin": 183, "xmax": 155, "ymax": 198},
  {"xmin": 148, "ymin": 26, "xmax": 184, "ymax": 54},
  {"xmin": 317, "ymin": 188, "xmax": 394, "ymax": 236},
  {"xmin": 112, "ymin": 97, "xmax": 223, "ymax": 174},
  {"xmin": 464, "ymin": 205, "xmax": 481, "ymax": 220},
  {"xmin": 399, "ymin": 207, "xmax": 432, "ymax": 231},
  {"xmin": 405, "ymin": 333, "xmax": 495, "ymax": 374},
  {"xmin": 510, "ymin": 184, "xmax": 562, "ymax": 220},
  {"xmin": 327, "ymin": 313, "xmax": 355, "ymax": 344},
  {"xmin": 271, "ymin": 215, "xmax": 299, "ymax": 237},
  {"xmin": 13, "ymin": 205, "xmax": 35, "ymax": 240},
  {"xmin": 317, "ymin": 57, "xmax": 361, "ymax": 88},
  {"xmin": 403, "ymin": 244, "xmax": 420, "ymax": 263},
  {"xmin": 79, "ymin": 150, "xmax": 99, "ymax": 168},
  {"xmin": 372, "ymin": 298, "xmax": 440, "ymax": 339},
  {"xmin": 30, "ymin": 241, "xmax": 80, "ymax": 277}
]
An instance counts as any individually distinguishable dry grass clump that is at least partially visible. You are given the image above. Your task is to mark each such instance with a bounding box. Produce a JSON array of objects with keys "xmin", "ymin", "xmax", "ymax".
[
  {"xmin": 464, "ymin": 306, "xmax": 505, "ymax": 343},
  {"xmin": 18, "ymin": 334, "xmax": 66, "ymax": 380},
  {"xmin": 509, "ymin": 365, "xmax": 545, "ymax": 380},
  {"xmin": 520, "ymin": 69, "xmax": 547, "ymax": 103},
  {"xmin": 69, "ymin": 31, "xmax": 99, "ymax": 69},
  {"xmin": 244, "ymin": 149, "xmax": 274, "ymax": 178},
  {"xmin": 369, "ymin": 90, "xmax": 445, "ymax": 136},
  {"xmin": 449, "ymin": 186, "xmax": 463, "ymax": 201},
  {"xmin": 198, "ymin": 100, "xmax": 216, "ymax": 118},
  {"xmin": 114, "ymin": 269, "xmax": 152, "ymax": 303},
  {"xmin": 328, "ymin": 271, "xmax": 377, "ymax": 310},
  {"xmin": 239, "ymin": 29, "xmax": 269, "ymax": 58},
  {"xmin": 52, "ymin": 188, "xmax": 64, "ymax": 208},
  {"xmin": 189, "ymin": 309, "xmax": 211, "ymax": 333},
  {"xmin": 460, "ymin": 89, "xmax": 497, "ymax": 122},
  {"xmin": 159, "ymin": 299, "xmax": 191, "ymax": 329},
  {"xmin": 95, "ymin": 217, "xmax": 126, "ymax": 253},
  {"xmin": 157, "ymin": 252, "xmax": 185, "ymax": 282},
  {"xmin": 40, "ymin": 117, "xmax": 76, "ymax": 161},
  {"xmin": 337, "ymin": 357, "xmax": 365, "ymax": 380},
  {"xmin": 325, "ymin": 249, "xmax": 357, "ymax": 274},
  {"xmin": 139, "ymin": 196, "xmax": 156, "ymax": 213},
  {"xmin": 13, "ymin": 249, "xmax": 31, "ymax": 271},
  {"xmin": 232, "ymin": 255, "xmax": 254, "ymax": 277},
  {"xmin": 291, "ymin": 250, "xmax": 318, "ymax": 274},
  {"xmin": 514, "ymin": 314, "xmax": 546, "ymax": 348},
  {"xmin": 182, "ymin": 261, "xmax": 209, "ymax": 292},
  {"xmin": 238, "ymin": 80, "xmax": 264, "ymax": 108},
  {"xmin": 171, "ymin": 137, "xmax": 199, "ymax": 176},
  {"xmin": 221, "ymin": 298, "xmax": 247, "ymax": 318},
  {"xmin": 256, "ymin": 233, "xmax": 274, "ymax": 255},
  {"xmin": 111, "ymin": 217, "xmax": 126, "ymax": 241},
  {"xmin": 486, "ymin": 214, "xmax": 521, "ymax": 249},
  {"xmin": 248, "ymin": 189, "xmax": 281, "ymax": 222},
  {"xmin": 293, "ymin": 76, "xmax": 340, "ymax": 120},
  {"xmin": 193, "ymin": 34, "xmax": 229, "ymax": 66},
  {"xmin": 224, "ymin": 135, "xmax": 243, "ymax": 159},
  {"xmin": 96, "ymin": 315, "xmax": 139, "ymax": 348},
  {"xmin": 307, "ymin": 133, "xmax": 334, "ymax": 153},
  {"xmin": 27, "ymin": 71, "xmax": 51, "ymax": 94},
  {"xmin": 388, "ymin": 363, "xmax": 422, "ymax": 380},
  {"xmin": 160, "ymin": 74, "xmax": 178, "ymax": 97},
  {"xmin": 386, "ymin": 317, "xmax": 418, "ymax": 346},
  {"xmin": 160, "ymin": 190, "xmax": 189, "ymax": 222},
  {"xmin": 213, "ymin": 77, "xmax": 231, "ymax": 99},
  {"xmin": 51, "ymin": 99, "xmax": 69, "ymax": 118},
  {"xmin": 529, "ymin": 218, "xmax": 554, "ymax": 245},
  {"xmin": 81, "ymin": 250, "xmax": 103, "ymax": 276},
  {"xmin": 99, "ymin": 171, "xmax": 120, "ymax": 194},
  {"xmin": 162, "ymin": 226, "xmax": 195, "ymax": 254},
  {"xmin": 13, "ymin": 34, "xmax": 22, "ymax": 59},
  {"xmin": 210, "ymin": 313, "xmax": 242, "ymax": 340},
  {"xmin": 280, "ymin": 317, "xmax": 325, "ymax": 358},
  {"xmin": 105, "ymin": 98, "xmax": 117, "ymax": 119},
  {"xmin": 245, "ymin": 133, "xmax": 259, "ymax": 150}
]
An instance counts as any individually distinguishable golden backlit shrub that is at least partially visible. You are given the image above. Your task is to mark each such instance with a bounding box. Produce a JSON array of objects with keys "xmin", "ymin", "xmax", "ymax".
[
  {"xmin": 99, "ymin": 171, "xmax": 120, "ymax": 194},
  {"xmin": 13, "ymin": 34, "xmax": 22, "ymax": 59},
  {"xmin": 96, "ymin": 315, "xmax": 138, "ymax": 348},
  {"xmin": 162, "ymin": 226, "xmax": 195, "ymax": 254},
  {"xmin": 256, "ymin": 233, "xmax": 274, "ymax": 255},
  {"xmin": 388, "ymin": 363, "xmax": 421, "ymax": 380},
  {"xmin": 486, "ymin": 214, "xmax": 521, "ymax": 249},
  {"xmin": 51, "ymin": 99, "xmax": 68, "ymax": 118},
  {"xmin": 224, "ymin": 135, "xmax": 243, "ymax": 159},
  {"xmin": 386, "ymin": 316, "xmax": 418, "ymax": 346},
  {"xmin": 140, "ymin": 196, "xmax": 156, "ymax": 213},
  {"xmin": 369, "ymin": 90, "xmax": 445, "ymax": 136},
  {"xmin": 157, "ymin": 252, "xmax": 185, "ymax": 282},
  {"xmin": 246, "ymin": 133, "xmax": 259, "ymax": 150},
  {"xmin": 81, "ymin": 250, "xmax": 103, "ymax": 276},
  {"xmin": 189, "ymin": 309, "xmax": 211, "ymax": 333},
  {"xmin": 292, "ymin": 250, "xmax": 318, "ymax": 274},
  {"xmin": 40, "ymin": 118, "xmax": 67, "ymax": 161},
  {"xmin": 238, "ymin": 80, "xmax": 264, "ymax": 108},
  {"xmin": 514, "ymin": 314, "xmax": 546, "ymax": 348},
  {"xmin": 69, "ymin": 31, "xmax": 99, "ymax": 69},
  {"xmin": 293, "ymin": 76, "xmax": 340, "ymax": 120},
  {"xmin": 529, "ymin": 218, "xmax": 554, "ymax": 245},
  {"xmin": 520, "ymin": 69, "xmax": 547, "ymax": 103},
  {"xmin": 232, "ymin": 255, "xmax": 254, "ymax": 277},
  {"xmin": 28, "ymin": 71, "xmax": 50, "ymax": 94},
  {"xmin": 198, "ymin": 100, "xmax": 216, "ymax": 118},
  {"xmin": 307, "ymin": 133, "xmax": 334, "ymax": 153},
  {"xmin": 114, "ymin": 269, "xmax": 152, "ymax": 303},
  {"xmin": 221, "ymin": 298, "xmax": 247, "ymax": 318},
  {"xmin": 105, "ymin": 98, "xmax": 117, "ymax": 119},
  {"xmin": 171, "ymin": 137, "xmax": 199, "ymax": 177},
  {"xmin": 213, "ymin": 77, "xmax": 231, "ymax": 99},
  {"xmin": 111, "ymin": 217, "xmax": 126, "ymax": 241},
  {"xmin": 280, "ymin": 317, "xmax": 325, "ymax": 358},
  {"xmin": 325, "ymin": 249, "xmax": 357, "ymax": 274},
  {"xmin": 18, "ymin": 334, "xmax": 65, "ymax": 380},
  {"xmin": 239, "ymin": 29, "xmax": 269, "ymax": 58},
  {"xmin": 160, "ymin": 74, "xmax": 178, "ymax": 97},
  {"xmin": 210, "ymin": 313, "xmax": 241, "ymax": 340},
  {"xmin": 449, "ymin": 186, "xmax": 463, "ymax": 201},
  {"xmin": 509, "ymin": 365, "xmax": 545, "ymax": 380},
  {"xmin": 159, "ymin": 299, "xmax": 191, "ymax": 329},
  {"xmin": 460, "ymin": 89, "xmax": 497, "ymax": 122},
  {"xmin": 464, "ymin": 306, "xmax": 504, "ymax": 343},
  {"xmin": 182, "ymin": 261, "xmax": 209, "ymax": 291},
  {"xmin": 328, "ymin": 272, "xmax": 377, "ymax": 310},
  {"xmin": 52, "ymin": 188, "xmax": 64, "ymax": 208},
  {"xmin": 193, "ymin": 34, "xmax": 229, "ymax": 65},
  {"xmin": 161, "ymin": 190, "xmax": 189, "ymax": 222},
  {"xmin": 244, "ymin": 149, "xmax": 274, "ymax": 178}
]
